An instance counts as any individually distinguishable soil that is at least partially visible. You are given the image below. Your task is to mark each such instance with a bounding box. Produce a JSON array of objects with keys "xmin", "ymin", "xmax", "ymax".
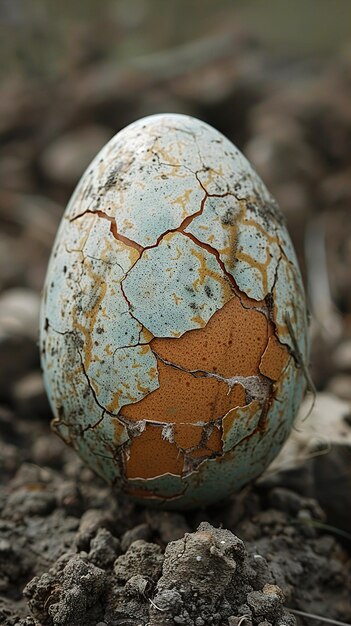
[
  {"xmin": 1, "ymin": 11, "xmax": 351, "ymax": 626},
  {"xmin": 1, "ymin": 426, "xmax": 351, "ymax": 625}
]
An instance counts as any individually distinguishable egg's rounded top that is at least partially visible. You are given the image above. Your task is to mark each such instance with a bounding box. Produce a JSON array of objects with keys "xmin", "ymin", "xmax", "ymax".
[{"xmin": 68, "ymin": 112, "xmax": 284, "ymax": 250}]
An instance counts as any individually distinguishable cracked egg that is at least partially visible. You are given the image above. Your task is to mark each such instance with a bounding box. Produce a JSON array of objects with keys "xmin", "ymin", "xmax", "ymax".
[{"xmin": 40, "ymin": 113, "xmax": 309, "ymax": 509}]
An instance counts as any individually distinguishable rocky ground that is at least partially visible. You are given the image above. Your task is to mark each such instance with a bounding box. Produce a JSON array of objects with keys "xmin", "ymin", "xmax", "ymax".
[{"xmin": 1, "ymin": 20, "xmax": 351, "ymax": 626}]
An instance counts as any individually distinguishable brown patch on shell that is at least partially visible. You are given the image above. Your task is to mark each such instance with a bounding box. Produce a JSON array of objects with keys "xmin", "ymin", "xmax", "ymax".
[
  {"xmin": 259, "ymin": 335, "xmax": 290, "ymax": 381},
  {"xmin": 173, "ymin": 423, "xmax": 203, "ymax": 450},
  {"xmin": 173, "ymin": 423, "xmax": 222, "ymax": 459},
  {"xmin": 152, "ymin": 296, "xmax": 269, "ymax": 377},
  {"xmin": 121, "ymin": 359, "xmax": 246, "ymax": 425},
  {"xmin": 120, "ymin": 294, "xmax": 283, "ymax": 481},
  {"xmin": 124, "ymin": 423, "xmax": 184, "ymax": 479},
  {"xmin": 188, "ymin": 426, "xmax": 222, "ymax": 459}
]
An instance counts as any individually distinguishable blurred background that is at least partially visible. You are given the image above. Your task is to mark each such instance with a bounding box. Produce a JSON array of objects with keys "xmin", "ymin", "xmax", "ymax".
[
  {"xmin": 1, "ymin": 3, "xmax": 351, "ymax": 623},
  {"xmin": 1, "ymin": 0, "xmax": 351, "ymax": 527},
  {"xmin": 2, "ymin": 0, "xmax": 351, "ymax": 384}
]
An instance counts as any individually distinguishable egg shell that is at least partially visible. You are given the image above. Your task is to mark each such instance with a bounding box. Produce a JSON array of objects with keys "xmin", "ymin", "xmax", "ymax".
[{"xmin": 40, "ymin": 113, "xmax": 309, "ymax": 509}]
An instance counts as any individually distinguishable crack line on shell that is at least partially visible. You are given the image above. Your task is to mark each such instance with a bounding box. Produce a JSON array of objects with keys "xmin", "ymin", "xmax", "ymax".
[
  {"xmin": 76, "ymin": 349, "xmax": 131, "ymax": 479},
  {"xmin": 68, "ymin": 170, "xmax": 269, "ymax": 327},
  {"xmin": 110, "ymin": 416, "xmax": 223, "ymax": 478},
  {"xmin": 112, "ymin": 338, "xmax": 150, "ymax": 365},
  {"xmin": 69, "ymin": 209, "xmax": 143, "ymax": 253},
  {"xmin": 48, "ymin": 329, "xmax": 271, "ymax": 484},
  {"xmin": 116, "ymin": 169, "xmax": 246, "ymax": 321},
  {"xmin": 152, "ymin": 350, "xmax": 270, "ymax": 402},
  {"xmin": 62, "ymin": 171, "xmax": 298, "ymax": 401},
  {"xmin": 77, "ymin": 349, "xmax": 110, "ymax": 415},
  {"xmin": 271, "ymin": 218, "xmax": 309, "ymax": 367},
  {"xmin": 117, "ymin": 410, "xmax": 241, "ymax": 433},
  {"xmin": 221, "ymin": 397, "xmax": 273, "ymax": 454},
  {"xmin": 46, "ymin": 317, "xmax": 160, "ymax": 420},
  {"xmin": 81, "ymin": 409, "xmax": 106, "ymax": 433},
  {"xmin": 68, "ymin": 168, "xmax": 242, "ymax": 264},
  {"xmin": 181, "ymin": 229, "xmax": 239, "ymax": 295},
  {"xmin": 285, "ymin": 312, "xmax": 316, "ymax": 398},
  {"xmin": 45, "ymin": 329, "xmax": 123, "ymax": 448},
  {"xmin": 265, "ymin": 252, "xmax": 287, "ymax": 349}
]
